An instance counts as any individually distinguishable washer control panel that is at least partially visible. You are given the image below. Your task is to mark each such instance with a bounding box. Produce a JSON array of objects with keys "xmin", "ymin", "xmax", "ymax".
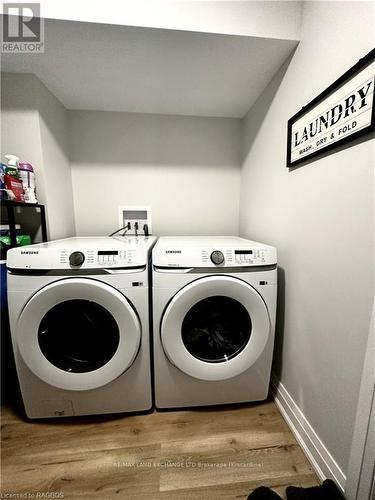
[
  {"xmin": 60, "ymin": 249, "xmax": 137, "ymax": 268},
  {"xmin": 7, "ymin": 237, "xmax": 157, "ymax": 270}
]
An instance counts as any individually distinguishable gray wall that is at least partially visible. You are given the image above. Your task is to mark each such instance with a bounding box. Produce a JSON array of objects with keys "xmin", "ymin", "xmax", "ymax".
[
  {"xmin": 240, "ymin": 1, "xmax": 374, "ymax": 476},
  {"xmin": 36, "ymin": 78, "xmax": 76, "ymax": 240},
  {"xmin": 69, "ymin": 111, "xmax": 241, "ymax": 236},
  {"xmin": 1, "ymin": 74, "xmax": 48, "ymax": 207},
  {"xmin": 1, "ymin": 73, "xmax": 75, "ymax": 240}
]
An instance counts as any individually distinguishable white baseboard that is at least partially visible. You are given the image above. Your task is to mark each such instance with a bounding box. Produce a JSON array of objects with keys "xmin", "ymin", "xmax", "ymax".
[{"xmin": 271, "ymin": 373, "xmax": 346, "ymax": 491}]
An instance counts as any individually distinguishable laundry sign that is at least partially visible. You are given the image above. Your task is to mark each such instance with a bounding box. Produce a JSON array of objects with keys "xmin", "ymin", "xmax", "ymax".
[{"xmin": 287, "ymin": 49, "xmax": 375, "ymax": 168}]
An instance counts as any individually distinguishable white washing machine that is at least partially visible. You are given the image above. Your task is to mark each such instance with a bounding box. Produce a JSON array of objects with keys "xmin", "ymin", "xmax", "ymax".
[
  {"xmin": 7, "ymin": 236, "xmax": 156, "ymax": 418},
  {"xmin": 152, "ymin": 236, "xmax": 277, "ymax": 409}
]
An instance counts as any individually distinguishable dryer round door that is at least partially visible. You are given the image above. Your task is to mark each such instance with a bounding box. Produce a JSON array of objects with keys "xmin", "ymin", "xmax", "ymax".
[
  {"xmin": 16, "ymin": 278, "xmax": 141, "ymax": 391},
  {"xmin": 161, "ymin": 276, "xmax": 270, "ymax": 381}
]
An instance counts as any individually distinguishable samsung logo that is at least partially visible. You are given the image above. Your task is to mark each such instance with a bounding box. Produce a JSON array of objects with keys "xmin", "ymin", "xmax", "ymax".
[
  {"xmin": 21, "ymin": 251, "xmax": 39, "ymax": 254},
  {"xmin": 166, "ymin": 250, "xmax": 182, "ymax": 254}
]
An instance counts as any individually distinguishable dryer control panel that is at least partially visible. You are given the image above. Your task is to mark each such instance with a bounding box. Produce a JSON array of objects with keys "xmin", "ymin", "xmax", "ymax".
[{"xmin": 153, "ymin": 236, "xmax": 277, "ymax": 268}]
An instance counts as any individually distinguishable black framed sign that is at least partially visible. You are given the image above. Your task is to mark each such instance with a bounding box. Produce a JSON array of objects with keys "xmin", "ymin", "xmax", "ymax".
[{"xmin": 287, "ymin": 49, "xmax": 375, "ymax": 168}]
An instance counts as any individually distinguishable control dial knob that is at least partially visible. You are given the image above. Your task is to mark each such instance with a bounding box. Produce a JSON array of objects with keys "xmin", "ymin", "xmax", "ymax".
[
  {"xmin": 69, "ymin": 251, "xmax": 85, "ymax": 267},
  {"xmin": 210, "ymin": 250, "xmax": 224, "ymax": 265}
]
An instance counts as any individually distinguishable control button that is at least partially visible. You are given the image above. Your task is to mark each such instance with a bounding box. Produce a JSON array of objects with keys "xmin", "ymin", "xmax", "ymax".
[
  {"xmin": 210, "ymin": 250, "xmax": 225, "ymax": 265},
  {"xmin": 69, "ymin": 251, "xmax": 85, "ymax": 267}
]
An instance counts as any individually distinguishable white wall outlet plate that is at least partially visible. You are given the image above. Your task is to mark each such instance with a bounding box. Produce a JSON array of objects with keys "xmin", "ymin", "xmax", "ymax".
[{"xmin": 118, "ymin": 206, "xmax": 152, "ymax": 236}]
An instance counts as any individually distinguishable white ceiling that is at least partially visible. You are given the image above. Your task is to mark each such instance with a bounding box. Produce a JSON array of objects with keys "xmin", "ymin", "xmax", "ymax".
[
  {"xmin": 2, "ymin": 19, "xmax": 298, "ymax": 118},
  {"xmin": 18, "ymin": 1, "xmax": 303, "ymax": 41}
]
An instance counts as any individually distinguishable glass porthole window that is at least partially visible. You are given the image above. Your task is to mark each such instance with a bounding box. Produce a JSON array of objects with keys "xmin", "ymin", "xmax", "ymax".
[
  {"xmin": 38, "ymin": 299, "xmax": 120, "ymax": 373},
  {"xmin": 181, "ymin": 296, "xmax": 251, "ymax": 363}
]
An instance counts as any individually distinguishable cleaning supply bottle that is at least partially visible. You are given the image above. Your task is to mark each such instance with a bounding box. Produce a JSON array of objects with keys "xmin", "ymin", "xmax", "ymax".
[
  {"xmin": 3, "ymin": 154, "xmax": 24, "ymax": 202},
  {"xmin": 18, "ymin": 161, "xmax": 37, "ymax": 203},
  {"xmin": 0, "ymin": 163, "xmax": 6, "ymax": 200},
  {"xmin": 4, "ymin": 154, "xmax": 20, "ymax": 177}
]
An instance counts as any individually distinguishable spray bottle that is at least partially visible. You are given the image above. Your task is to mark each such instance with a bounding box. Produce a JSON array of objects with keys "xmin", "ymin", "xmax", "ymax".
[
  {"xmin": 3, "ymin": 154, "xmax": 24, "ymax": 202},
  {"xmin": 4, "ymin": 154, "xmax": 20, "ymax": 177}
]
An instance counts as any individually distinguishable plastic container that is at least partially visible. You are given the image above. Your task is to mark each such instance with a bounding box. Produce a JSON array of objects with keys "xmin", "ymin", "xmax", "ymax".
[
  {"xmin": 18, "ymin": 161, "xmax": 37, "ymax": 203},
  {"xmin": 0, "ymin": 163, "xmax": 6, "ymax": 200},
  {"xmin": 0, "ymin": 225, "xmax": 31, "ymax": 247},
  {"xmin": 4, "ymin": 174, "xmax": 25, "ymax": 202},
  {"xmin": 0, "ymin": 224, "xmax": 21, "ymax": 236},
  {"xmin": 1, "ymin": 259, "xmax": 7, "ymax": 313}
]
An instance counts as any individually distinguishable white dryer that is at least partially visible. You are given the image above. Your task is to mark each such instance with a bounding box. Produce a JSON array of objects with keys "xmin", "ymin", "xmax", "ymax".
[
  {"xmin": 7, "ymin": 236, "xmax": 156, "ymax": 418},
  {"xmin": 152, "ymin": 236, "xmax": 277, "ymax": 409}
]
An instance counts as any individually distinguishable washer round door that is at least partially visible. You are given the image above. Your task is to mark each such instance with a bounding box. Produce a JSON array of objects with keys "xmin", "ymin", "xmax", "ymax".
[
  {"xmin": 161, "ymin": 276, "xmax": 270, "ymax": 381},
  {"xmin": 16, "ymin": 278, "xmax": 141, "ymax": 391}
]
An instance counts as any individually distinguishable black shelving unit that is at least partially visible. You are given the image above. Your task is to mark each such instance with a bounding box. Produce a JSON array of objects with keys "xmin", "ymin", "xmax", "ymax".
[
  {"xmin": 1, "ymin": 200, "xmax": 48, "ymax": 259},
  {"xmin": 1, "ymin": 201, "xmax": 48, "ymax": 405}
]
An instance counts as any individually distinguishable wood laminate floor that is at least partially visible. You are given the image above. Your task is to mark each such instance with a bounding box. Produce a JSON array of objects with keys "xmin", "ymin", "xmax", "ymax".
[{"xmin": 1, "ymin": 400, "xmax": 319, "ymax": 499}]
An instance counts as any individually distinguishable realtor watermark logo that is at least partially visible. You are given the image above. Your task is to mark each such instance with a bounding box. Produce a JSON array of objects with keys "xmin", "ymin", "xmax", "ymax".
[{"xmin": 2, "ymin": 3, "xmax": 44, "ymax": 53}]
